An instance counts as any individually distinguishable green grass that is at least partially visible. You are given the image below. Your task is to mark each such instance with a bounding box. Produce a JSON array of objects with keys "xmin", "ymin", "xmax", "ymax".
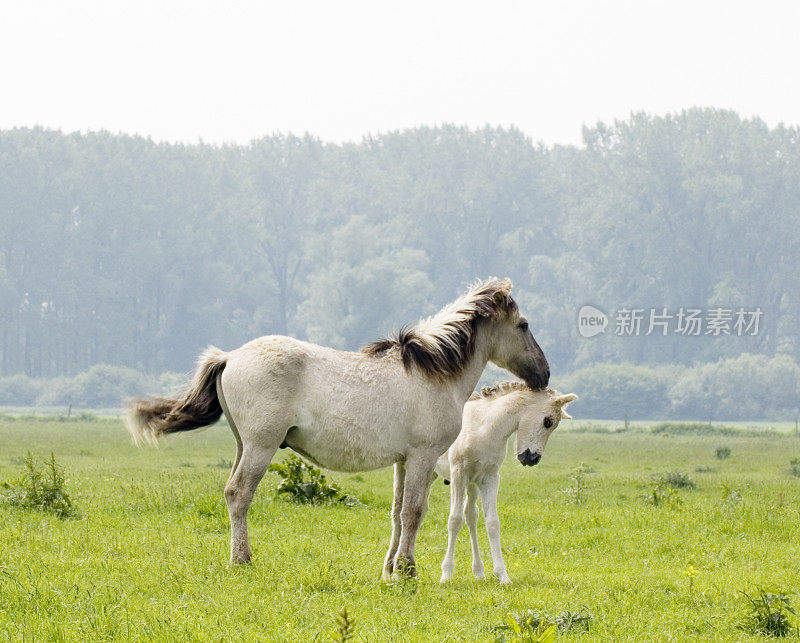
[{"xmin": 1, "ymin": 419, "xmax": 799, "ymax": 640}]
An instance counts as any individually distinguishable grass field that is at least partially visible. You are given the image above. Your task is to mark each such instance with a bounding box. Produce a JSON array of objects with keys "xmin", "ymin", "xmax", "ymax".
[{"xmin": 1, "ymin": 417, "xmax": 799, "ymax": 641}]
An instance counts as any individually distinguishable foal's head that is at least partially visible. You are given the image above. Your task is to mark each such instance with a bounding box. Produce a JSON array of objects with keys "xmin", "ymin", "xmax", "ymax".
[{"xmin": 514, "ymin": 388, "xmax": 578, "ymax": 466}]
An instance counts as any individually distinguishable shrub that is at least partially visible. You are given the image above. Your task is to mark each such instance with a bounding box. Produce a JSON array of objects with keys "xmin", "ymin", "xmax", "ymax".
[
  {"xmin": 739, "ymin": 590, "xmax": 797, "ymax": 637},
  {"xmin": 716, "ymin": 445, "xmax": 732, "ymax": 459},
  {"xmin": 1, "ymin": 452, "xmax": 78, "ymax": 519},
  {"xmin": 651, "ymin": 422, "xmax": 738, "ymax": 437},
  {"xmin": 558, "ymin": 362, "xmax": 673, "ymax": 419},
  {"xmin": 0, "ymin": 375, "xmax": 44, "ymax": 405},
  {"xmin": 669, "ymin": 353, "xmax": 800, "ymax": 421},
  {"xmin": 787, "ymin": 458, "xmax": 800, "ymax": 478},
  {"xmin": 658, "ymin": 471, "xmax": 696, "ymax": 489},
  {"xmin": 269, "ymin": 454, "xmax": 357, "ymax": 505}
]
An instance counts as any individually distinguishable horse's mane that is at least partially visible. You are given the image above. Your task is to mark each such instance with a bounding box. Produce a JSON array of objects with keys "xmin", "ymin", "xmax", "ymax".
[
  {"xmin": 469, "ymin": 381, "xmax": 556, "ymax": 401},
  {"xmin": 362, "ymin": 277, "xmax": 516, "ymax": 381}
]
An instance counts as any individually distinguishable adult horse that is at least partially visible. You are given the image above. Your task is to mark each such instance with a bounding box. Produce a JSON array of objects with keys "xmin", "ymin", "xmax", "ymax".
[{"xmin": 126, "ymin": 277, "xmax": 549, "ymax": 578}]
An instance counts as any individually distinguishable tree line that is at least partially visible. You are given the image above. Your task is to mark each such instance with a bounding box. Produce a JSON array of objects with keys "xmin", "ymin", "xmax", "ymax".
[{"xmin": 1, "ymin": 108, "xmax": 798, "ymax": 418}]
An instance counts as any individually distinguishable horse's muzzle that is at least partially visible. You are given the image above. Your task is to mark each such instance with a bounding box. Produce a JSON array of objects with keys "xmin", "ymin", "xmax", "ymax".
[
  {"xmin": 517, "ymin": 449, "xmax": 541, "ymax": 466},
  {"xmin": 522, "ymin": 364, "xmax": 550, "ymax": 389}
]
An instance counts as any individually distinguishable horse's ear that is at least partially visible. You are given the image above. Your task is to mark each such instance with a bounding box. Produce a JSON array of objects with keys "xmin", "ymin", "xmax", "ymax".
[
  {"xmin": 492, "ymin": 279, "xmax": 513, "ymax": 309},
  {"xmin": 493, "ymin": 290, "xmax": 508, "ymax": 308}
]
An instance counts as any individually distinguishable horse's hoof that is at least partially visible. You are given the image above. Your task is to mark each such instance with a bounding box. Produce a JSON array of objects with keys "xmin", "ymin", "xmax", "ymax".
[
  {"xmin": 229, "ymin": 554, "xmax": 253, "ymax": 566},
  {"xmin": 498, "ymin": 576, "xmax": 512, "ymax": 585},
  {"xmin": 439, "ymin": 574, "xmax": 452, "ymax": 584},
  {"xmin": 474, "ymin": 573, "xmax": 486, "ymax": 581},
  {"xmin": 392, "ymin": 556, "xmax": 416, "ymax": 579}
]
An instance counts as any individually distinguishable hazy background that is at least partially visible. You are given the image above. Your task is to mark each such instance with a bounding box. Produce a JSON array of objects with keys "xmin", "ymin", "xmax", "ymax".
[{"xmin": 1, "ymin": 2, "xmax": 798, "ymax": 419}]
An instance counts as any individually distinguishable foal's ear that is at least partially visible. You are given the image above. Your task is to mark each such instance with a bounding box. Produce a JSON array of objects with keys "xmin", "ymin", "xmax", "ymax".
[
  {"xmin": 553, "ymin": 393, "xmax": 578, "ymax": 405},
  {"xmin": 553, "ymin": 393, "xmax": 578, "ymax": 419}
]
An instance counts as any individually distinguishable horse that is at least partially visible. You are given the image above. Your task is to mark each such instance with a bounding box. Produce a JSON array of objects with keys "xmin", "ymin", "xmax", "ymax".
[
  {"xmin": 436, "ymin": 382, "xmax": 577, "ymax": 584},
  {"xmin": 125, "ymin": 277, "xmax": 550, "ymax": 579}
]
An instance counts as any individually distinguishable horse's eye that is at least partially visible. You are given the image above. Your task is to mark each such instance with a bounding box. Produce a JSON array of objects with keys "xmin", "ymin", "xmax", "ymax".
[
  {"xmin": 518, "ymin": 321, "xmax": 529, "ymax": 331},
  {"xmin": 543, "ymin": 416, "xmax": 554, "ymax": 429}
]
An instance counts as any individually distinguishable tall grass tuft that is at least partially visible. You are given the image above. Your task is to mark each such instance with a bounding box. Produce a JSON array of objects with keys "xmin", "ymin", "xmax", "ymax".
[
  {"xmin": 739, "ymin": 590, "xmax": 797, "ymax": 637},
  {"xmin": 645, "ymin": 479, "xmax": 683, "ymax": 508},
  {"xmin": 562, "ymin": 464, "xmax": 591, "ymax": 505},
  {"xmin": 330, "ymin": 607, "xmax": 356, "ymax": 642},
  {"xmin": 494, "ymin": 608, "xmax": 591, "ymax": 641},
  {"xmin": 1, "ymin": 452, "xmax": 78, "ymax": 518}
]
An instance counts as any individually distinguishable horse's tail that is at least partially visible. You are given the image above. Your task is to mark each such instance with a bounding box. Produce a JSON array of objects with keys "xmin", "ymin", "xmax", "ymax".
[{"xmin": 126, "ymin": 346, "xmax": 228, "ymax": 445}]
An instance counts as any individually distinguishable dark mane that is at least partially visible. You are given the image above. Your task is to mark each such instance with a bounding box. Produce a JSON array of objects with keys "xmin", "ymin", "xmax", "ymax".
[{"xmin": 361, "ymin": 277, "xmax": 515, "ymax": 381}]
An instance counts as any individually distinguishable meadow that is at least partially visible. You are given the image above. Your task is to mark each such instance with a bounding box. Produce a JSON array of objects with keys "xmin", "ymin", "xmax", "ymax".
[{"xmin": 1, "ymin": 416, "xmax": 799, "ymax": 641}]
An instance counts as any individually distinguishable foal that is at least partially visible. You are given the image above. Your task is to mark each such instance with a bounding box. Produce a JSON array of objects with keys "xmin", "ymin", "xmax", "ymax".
[{"xmin": 436, "ymin": 382, "xmax": 577, "ymax": 584}]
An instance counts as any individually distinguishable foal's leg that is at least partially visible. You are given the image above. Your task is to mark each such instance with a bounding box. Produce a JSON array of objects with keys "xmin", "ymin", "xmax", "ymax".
[
  {"xmin": 480, "ymin": 474, "xmax": 510, "ymax": 584},
  {"xmin": 440, "ymin": 470, "xmax": 466, "ymax": 583},
  {"xmin": 382, "ymin": 462, "xmax": 405, "ymax": 581},
  {"xmin": 465, "ymin": 483, "xmax": 485, "ymax": 580},
  {"xmin": 392, "ymin": 452, "xmax": 437, "ymax": 578},
  {"xmin": 225, "ymin": 444, "xmax": 277, "ymax": 565}
]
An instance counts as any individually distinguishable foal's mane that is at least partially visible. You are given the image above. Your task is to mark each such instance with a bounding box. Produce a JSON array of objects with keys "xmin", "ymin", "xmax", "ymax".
[
  {"xmin": 362, "ymin": 277, "xmax": 515, "ymax": 381},
  {"xmin": 469, "ymin": 381, "xmax": 556, "ymax": 401}
]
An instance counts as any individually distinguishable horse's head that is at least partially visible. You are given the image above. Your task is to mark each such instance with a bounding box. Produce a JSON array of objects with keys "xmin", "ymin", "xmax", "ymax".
[
  {"xmin": 486, "ymin": 282, "xmax": 550, "ymax": 389},
  {"xmin": 516, "ymin": 390, "xmax": 578, "ymax": 466}
]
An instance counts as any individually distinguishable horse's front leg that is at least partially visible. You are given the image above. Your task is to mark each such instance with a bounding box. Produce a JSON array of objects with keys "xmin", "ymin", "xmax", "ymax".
[
  {"xmin": 440, "ymin": 468, "xmax": 466, "ymax": 582},
  {"xmin": 382, "ymin": 462, "xmax": 405, "ymax": 581},
  {"xmin": 480, "ymin": 473, "xmax": 510, "ymax": 584},
  {"xmin": 392, "ymin": 451, "xmax": 437, "ymax": 579}
]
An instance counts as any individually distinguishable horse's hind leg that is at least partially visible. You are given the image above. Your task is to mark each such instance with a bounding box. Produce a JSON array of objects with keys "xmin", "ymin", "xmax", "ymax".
[
  {"xmin": 382, "ymin": 462, "xmax": 405, "ymax": 581},
  {"xmin": 440, "ymin": 470, "xmax": 466, "ymax": 583},
  {"xmin": 465, "ymin": 483, "xmax": 485, "ymax": 580},
  {"xmin": 480, "ymin": 474, "xmax": 510, "ymax": 584},
  {"xmin": 225, "ymin": 444, "xmax": 277, "ymax": 565}
]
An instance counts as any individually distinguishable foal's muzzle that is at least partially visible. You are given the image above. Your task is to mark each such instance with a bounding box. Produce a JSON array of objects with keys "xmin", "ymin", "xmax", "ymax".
[{"xmin": 517, "ymin": 449, "xmax": 541, "ymax": 466}]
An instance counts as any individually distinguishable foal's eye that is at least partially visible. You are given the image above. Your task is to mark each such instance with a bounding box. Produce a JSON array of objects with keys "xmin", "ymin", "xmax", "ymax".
[
  {"xmin": 543, "ymin": 416, "xmax": 554, "ymax": 429},
  {"xmin": 518, "ymin": 320, "xmax": 529, "ymax": 331}
]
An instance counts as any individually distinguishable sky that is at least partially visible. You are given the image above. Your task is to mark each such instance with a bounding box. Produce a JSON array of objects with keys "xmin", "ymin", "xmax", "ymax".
[{"xmin": 2, "ymin": 0, "xmax": 799, "ymax": 147}]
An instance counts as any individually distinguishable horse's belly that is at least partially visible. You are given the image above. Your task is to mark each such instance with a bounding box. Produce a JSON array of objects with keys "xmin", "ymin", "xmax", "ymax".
[{"xmin": 286, "ymin": 406, "xmax": 407, "ymax": 472}]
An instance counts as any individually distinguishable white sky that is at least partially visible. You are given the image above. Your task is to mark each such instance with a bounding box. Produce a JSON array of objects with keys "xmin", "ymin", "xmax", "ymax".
[{"xmin": 2, "ymin": 0, "xmax": 799, "ymax": 147}]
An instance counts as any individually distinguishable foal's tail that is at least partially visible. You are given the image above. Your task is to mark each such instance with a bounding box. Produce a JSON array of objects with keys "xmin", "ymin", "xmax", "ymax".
[{"xmin": 126, "ymin": 346, "xmax": 228, "ymax": 445}]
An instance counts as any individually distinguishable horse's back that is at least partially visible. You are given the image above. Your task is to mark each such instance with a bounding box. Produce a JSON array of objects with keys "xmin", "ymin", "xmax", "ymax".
[{"xmin": 219, "ymin": 335, "xmax": 448, "ymax": 470}]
